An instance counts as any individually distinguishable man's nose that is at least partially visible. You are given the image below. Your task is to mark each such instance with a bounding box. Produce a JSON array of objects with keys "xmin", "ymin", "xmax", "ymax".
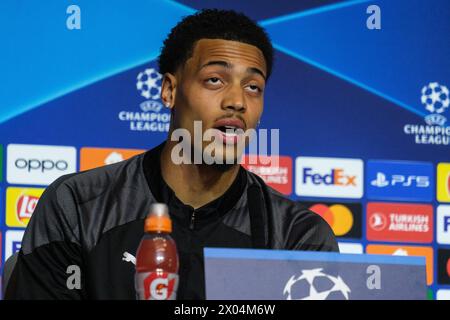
[{"xmin": 221, "ymin": 84, "xmax": 246, "ymax": 112}]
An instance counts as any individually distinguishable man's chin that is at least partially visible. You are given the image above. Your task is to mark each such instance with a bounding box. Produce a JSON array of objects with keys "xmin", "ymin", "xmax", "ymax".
[{"xmin": 209, "ymin": 162, "xmax": 237, "ymax": 173}]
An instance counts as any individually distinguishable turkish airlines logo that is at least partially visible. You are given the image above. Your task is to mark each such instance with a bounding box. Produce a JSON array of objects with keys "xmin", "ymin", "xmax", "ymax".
[
  {"xmin": 369, "ymin": 212, "xmax": 387, "ymax": 231},
  {"xmin": 296, "ymin": 157, "xmax": 363, "ymax": 199},
  {"xmin": 7, "ymin": 144, "xmax": 76, "ymax": 185},
  {"xmin": 242, "ymin": 155, "xmax": 292, "ymax": 195},
  {"xmin": 367, "ymin": 203, "xmax": 433, "ymax": 244}
]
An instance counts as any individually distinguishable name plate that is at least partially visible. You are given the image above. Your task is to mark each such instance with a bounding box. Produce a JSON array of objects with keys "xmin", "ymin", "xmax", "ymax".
[{"xmin": 204, "ymin": 248, "xmax": 426, "ymax": 300}]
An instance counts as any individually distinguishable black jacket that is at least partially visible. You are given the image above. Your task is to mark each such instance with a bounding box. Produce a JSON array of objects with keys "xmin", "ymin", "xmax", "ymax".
[{"xmin": 5, "ymin": 143, "xmax": 338, "ymax": 300}]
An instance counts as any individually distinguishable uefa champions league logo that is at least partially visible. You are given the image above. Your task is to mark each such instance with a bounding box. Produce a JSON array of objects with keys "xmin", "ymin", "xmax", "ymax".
[
  {"xmin": 117, "ymin": 67, "xmax": 170, "ymax": 132},
  {"xmin": 421, "ymin": 82, "xmax": 449, "ymax": 126},
  {"xmin": 136, "ymin": 68, "xmax": 164, "ymax": 112},
  {"xmin": 283, "ymin": 268, "xmax": 351, "ymax": 300}
]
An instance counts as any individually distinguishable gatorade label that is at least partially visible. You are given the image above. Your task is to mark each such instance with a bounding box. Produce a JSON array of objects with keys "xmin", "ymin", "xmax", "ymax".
[{"xmin": 135, "ymin": 271, "xmax": 179, "ymax": 300}]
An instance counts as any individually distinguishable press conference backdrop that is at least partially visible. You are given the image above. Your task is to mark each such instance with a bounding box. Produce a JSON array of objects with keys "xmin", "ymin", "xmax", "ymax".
[{"xmin": 1, "ymin": 0, "xmax": 450, "ymax": 300}]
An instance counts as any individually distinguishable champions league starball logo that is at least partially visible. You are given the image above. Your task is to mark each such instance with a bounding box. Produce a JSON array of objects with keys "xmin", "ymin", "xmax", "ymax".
[
  {"xmin": 421, "ymin": 82, "xmax": 449, "ymax": 126},
  {"xmin": 136, "ymin": 68, "xmax": 164, "ymax": 112},
  {"xmin": 403, "ymin": 82, "xmax": 450, "ymax": 146},
  {"xmin": 283, "ymin": 268, "xmax": 351, "ymax": 300},
  {"xmin": 118, "ymin": 67, "xmax": 170, "ymax": 132}
]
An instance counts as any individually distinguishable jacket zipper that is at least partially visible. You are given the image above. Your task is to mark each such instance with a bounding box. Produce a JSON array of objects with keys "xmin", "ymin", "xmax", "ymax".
[{"xmin": 189, "ymin": 210, "xmax": 196, "ymax": 230}]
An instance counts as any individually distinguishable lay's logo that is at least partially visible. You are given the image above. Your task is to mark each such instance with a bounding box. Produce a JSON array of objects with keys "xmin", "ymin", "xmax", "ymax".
[
  {"xmin": 17, "ymin": 194, "xmax": 39, "ymax": 220},
  {"xmin": 6, "ymin": 187, "xmax": 44, "ymax": 227}
]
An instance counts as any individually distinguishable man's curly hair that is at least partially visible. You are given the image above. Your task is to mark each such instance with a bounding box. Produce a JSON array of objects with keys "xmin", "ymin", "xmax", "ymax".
[{"xmin": 158, "ymin": 9, "xmax": 274, "ymax": 80}]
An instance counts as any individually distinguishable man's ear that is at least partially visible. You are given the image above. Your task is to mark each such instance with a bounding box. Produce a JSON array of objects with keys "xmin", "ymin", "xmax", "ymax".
[{"xmin": 161, "ymin": 73, "xmax": 177, "ymax": 109}]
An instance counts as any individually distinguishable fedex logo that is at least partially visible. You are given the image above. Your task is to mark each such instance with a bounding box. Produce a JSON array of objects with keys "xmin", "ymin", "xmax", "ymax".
[
  {"xmin": 366, "ymin": 160, "xmax": 433, "ymax": 202},
  {"xmin": 437, "ymin": 205, "xmax": 450, "ymax": 245},
  {"xmin": 296, "ymin": 157, "xmax": 363, "ymax": 199},
  {"xmin": 303, "ymin": 168, "xmax": 356, "ymax": 186}
]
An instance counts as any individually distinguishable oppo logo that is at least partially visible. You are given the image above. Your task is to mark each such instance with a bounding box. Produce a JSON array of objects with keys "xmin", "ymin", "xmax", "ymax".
[
  {"xmin": 7, "ymin": 144, "xmax": 76, "ymax": 186},
  {"xmin": 15, "ymin": 158, "xmax": 69, "ymax": 172}
]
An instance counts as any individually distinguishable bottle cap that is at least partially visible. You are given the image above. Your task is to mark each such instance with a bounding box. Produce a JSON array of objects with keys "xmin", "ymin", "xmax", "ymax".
[{"xmin": 145, "ymin": 203, "xmax": 172, "ymax": 233}]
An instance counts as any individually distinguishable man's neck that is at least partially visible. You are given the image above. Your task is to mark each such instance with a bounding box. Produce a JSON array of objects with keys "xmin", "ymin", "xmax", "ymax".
[{"xmin": 160, "ymin": 140, "xmax": 241, "ymax": 209}]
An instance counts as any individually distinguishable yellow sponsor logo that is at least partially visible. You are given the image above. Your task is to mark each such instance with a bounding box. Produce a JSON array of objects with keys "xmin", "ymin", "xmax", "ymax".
[
  {"xmin": 6, "ymin": 187, "xmax": 44, "ymax": 227},
  {"xmin": 437, "ymin": 163, "xmax": 450, "ymax": 202}
]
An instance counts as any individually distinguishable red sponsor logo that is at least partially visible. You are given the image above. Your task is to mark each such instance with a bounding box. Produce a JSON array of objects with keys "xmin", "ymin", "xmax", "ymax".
[
  {"xmin": 447, "ymin": 258, "xmax": 450, "ymax": 278},
  {"xmin": 367, "ymin": 202, "xmax": 433, "ymax": 243},
  {"xmin": 16, "ymin": 195, "xmax": 39, "ymax": 222},
  {"xmin": 143, "ymin": 272, "xmax": 177, "ymax": 300},
  {"xmin": 242, "ymin": 155, "xmax": 292, "ymax": 195}
]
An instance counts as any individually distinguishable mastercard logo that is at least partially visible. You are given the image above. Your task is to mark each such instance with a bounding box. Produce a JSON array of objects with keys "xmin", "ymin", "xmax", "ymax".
[{"xmin": 309, "ymin": 204, "xmax": 354, "ymax": 236}]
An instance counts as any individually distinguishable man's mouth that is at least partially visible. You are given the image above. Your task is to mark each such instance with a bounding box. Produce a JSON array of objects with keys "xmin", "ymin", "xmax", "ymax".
[
  {"xmin": 215, "ymin": 125, "xmax": 240, "ymax": 134},
  {"xmin": 212, "ymin": 118, "xmax": 245, "ymax": 145}
]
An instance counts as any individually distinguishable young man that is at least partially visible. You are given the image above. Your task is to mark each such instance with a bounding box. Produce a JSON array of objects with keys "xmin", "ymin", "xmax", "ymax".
[{"xmin": 5, "ymin": 9, "xmax": 338, "ymax": 300}]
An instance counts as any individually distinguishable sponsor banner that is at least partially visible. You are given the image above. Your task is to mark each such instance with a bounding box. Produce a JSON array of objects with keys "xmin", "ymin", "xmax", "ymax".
[
  {"xmin": 437, "ymin": 248, "xmax": 450, "ymax": 285},
  {"xmin": 295, "ymin": 157, "xmax": 363, "ymax": 199},
  {"xmin": 80, "ymin": 147, "xmax": 145, "ymax": 171},
  {"xmin": 5, "ymin": 230, "xmax": 24, "ymax": 262},
  {"xmin": 437, "ymin": 205, "xmax": 450, "ymax": 245},
  {"xmin": 337, "ymin": 242, "xmax": 364, "ymax": 254},
  {"xmin": 437, "ymin": 289, "xmax": 450, "ymax": 300},
  {"xmin": 366, "ymin": 202, "xmax": 433, "ymax": 243},
  {"xmin": 242, "ymin": 155, "xmax": 292, "ymax": 195},
  {"xmin": 300, "ymin": 201, "xmax": 362, "ymax": 239},
  {"xmin": 6, "ymin": 144, "xmax": 76, "ymax": 186},
  {"xmin": 366, "ymin": 160, "xmax": 434, "ymax": 202},
  {"xmin": 6, "ymin": 187, "xmax": 45, "ymax": 228},
  {"xmin": 437, "ymin": 163, "xmax": 450, "ymax": 203},
  {"xmin": 366, "ymin": 244, "xmax": 433, "ymax": 285}
]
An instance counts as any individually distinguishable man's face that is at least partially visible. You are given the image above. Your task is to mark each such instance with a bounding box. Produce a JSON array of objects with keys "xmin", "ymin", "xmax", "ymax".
[{"xmin": 169, "ymin": 38, "xmax": 267, "ymax": 165}]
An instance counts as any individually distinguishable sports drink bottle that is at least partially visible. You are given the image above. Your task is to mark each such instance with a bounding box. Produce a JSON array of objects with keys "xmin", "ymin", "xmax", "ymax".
[{"xmin": 135, "ymin": 203, "xmax": 179, "ymax": 300}]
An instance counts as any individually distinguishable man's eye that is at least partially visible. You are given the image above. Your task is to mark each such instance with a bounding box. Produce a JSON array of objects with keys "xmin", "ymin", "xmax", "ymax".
[
  {"xmin": 247, "ymin": 85, "xmax": 262, "ymax": 93},
  {"xmin": 206, "ymin": 77, "xmax": 221, "ymax": 84}
]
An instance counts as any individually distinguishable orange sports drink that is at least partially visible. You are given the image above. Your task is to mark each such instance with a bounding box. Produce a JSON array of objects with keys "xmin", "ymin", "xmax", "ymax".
[{"xmin": 135, "ymin": 203, "xmax": 179, "ymax": 300}]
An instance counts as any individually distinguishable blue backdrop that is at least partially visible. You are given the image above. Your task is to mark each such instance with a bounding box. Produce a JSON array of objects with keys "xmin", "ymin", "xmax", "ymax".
[{"xmin": 1, "ymin": 0, "xmax": 449, "ymax": 299}]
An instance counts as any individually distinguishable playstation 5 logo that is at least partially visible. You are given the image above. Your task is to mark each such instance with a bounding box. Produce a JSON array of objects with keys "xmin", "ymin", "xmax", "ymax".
[
  {"xmin": 367, "ymin": 160, "xmax": 433, "ymax": 202},
  {"xmin": 371, "ymin": 172, "xmax": 430, "ymax": 188}
]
